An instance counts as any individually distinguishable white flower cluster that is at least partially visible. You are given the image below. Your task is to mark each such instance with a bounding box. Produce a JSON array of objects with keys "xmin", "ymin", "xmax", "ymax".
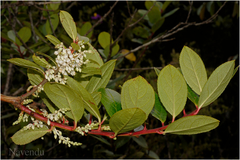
[
  {"xmin": 52, "ymin": 127, "xmax": 82, "ymax": 147},
  {"xmin": 22, "ymin": 99, "xmax": 33, "ymax": 105},
  {"xmin": 101, "ymin": 125, "xmax": 111, "ymax": 131},
  {"xmin": 22, "ymin": 118, "xmax": 44, "ymax": 131},
  {"xmin": 75, "ymin": 123, "xmax": 99, "ymax": 136},
  {"xmin": 26, "ymin": 85, "xmax": 44, "ymax": 97},
  {"xmin": 40, "ymin": 108, "xmax": 69, "ymax": 125},
  {"xmin": 12, "ymin": 112, "xmax": 24, "ymax": 125},
  {"xmin": 45, "ymin": 41, "xmax": 90, "ymax": 84}
]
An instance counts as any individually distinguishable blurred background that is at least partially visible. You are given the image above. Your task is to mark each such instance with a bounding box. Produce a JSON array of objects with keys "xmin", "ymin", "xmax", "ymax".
[{"xmin": 1, "ymin": 1, "xmax": 239, "ymax": 159}]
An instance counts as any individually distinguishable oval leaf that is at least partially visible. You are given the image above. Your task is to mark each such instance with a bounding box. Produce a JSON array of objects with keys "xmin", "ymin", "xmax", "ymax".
[
  {"xmin": 15, "ymin": 27, "xmax": 32, "ymax": 46},
  {"xmin": 12, "ymin": 125, "xmax": 49, "ymax": 145},
  {"xmin": 198, "ymin": 60, "xmax": 235, "ymax": 108},
  {"xmin": 164, "ymin": 115, "xmax": 219, "ymax": 135},
  {"xmin": 98, "ymin": 31, "xmax": 111, "ymax": 49},
  {"xmin": 86, "ymin": 60, "xmax": 116, "ymax": 93},
  {"xmin": 45, "ymin": 14, "xmax": 59, "ymax": 35},
  {"xmin": 109, "ymin": 108, "xmax": 146, "ymax": 136},
  {"xmin": 7, "ymin": 58, "xmax": 44, "ymax": 74},
  {"xmin": 46, "ymin": 35, "xmax": 61, "ymax": 46},
  {"xmin": 65, "ymin": 76, "xmax": 101, "ymax": 122},
  {"xmin": 103, "ymin": 43, "xmax": 120, "ymax": 57},
  {"xmin": 98, "ymin": 88, "xmax": 122, "ymax": 117},
  {"xmin": 157, "ymin": 65, "xmax": 187, "ymax": 120},
  {"xmin": 86, "ymin": 42, "xmax": 104, "ymax": 67},
  {"xmin": 179, "ymin": 46, "xmax": 207, "ymax": 95},
  {"xmin": 132, "ymin": 136, "xmax": 148, "ymax": 149},
  {"xmin": 60, "ymin": 10, "xmax": 77, "ymax": 41},
  {"xmin": 44, "ymin": 82, "xmax": 84, "ymax": 122},
  {"xmin": 79, "ymin": 21, "xmax": 93, "ymax": 38},
  {"xmin": 121, "ymin": 76, "xmax": 155, "ymax": 119}
]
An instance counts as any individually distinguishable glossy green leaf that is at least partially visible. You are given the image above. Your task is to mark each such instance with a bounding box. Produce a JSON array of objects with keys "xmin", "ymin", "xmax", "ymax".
[
  {"xmin": 39, "ymin": 92, "xmax": 56, "ymax": 113},
  {"xmin": 132, "ymin": 26, "xmax": 149, "ymax": 38},
  {"xmin": 7, "ymin": 30, "xmax": 16, "ymax": 42},
  {"xmin": 7, "ymin": 58, "xmax": 44, "ymax": 74},
  {"xmin": 36, "ymin": 45, "xmax": 51, "ymax": 53},
  {"xmin": 98, "ymin": 31, "xmax": 112, "ymax": 49},
  {"xmin": 109, "ymin": 108, "xmax": 146, "ymax": 136},
  {"xmin": 145, "ymin": 1, "xmax": 161, "ymax": 24},
  {"xmin": 179, "ymin": 46, "xmax": 207, "ymax": 95},
  {"xmin": 162, "ymin": 1, "xmax": 171, "ymax": 12},
  {"xmin": 138, "ymin": 9, "xmax": 149, "ymax": 21},
  {"xmin": 121, "ymin": 76, "xmax": 155, "ymax": 119},
  {"xmin": 65, "ymin": 76, "xmax": 101, "ymax": 122},
  {"xmin": 157, "ymin": 65, "xmax": 187, "ymax": 120},
  {"xmin": 44, "ymin": 82, "xmax": 84, "ymax": 122},
  {"xmin": 15, "ymin": 27, "xmax": 32, "ymax": 46},
  {"xmin": 60, "ymin": 10, "xmax": 77, "ymax": 41},
  {"xmin": 98, "ymin": 88, "xmax": 122, "ymax": 117},
  {"xmin": 81, "ymin": 67, "xmax": 101, "ymax": 76},
  {"xmin": 86, "ymin": 60, "xmax": 116, "ymax": 93},
  {"xmin": 164, "ymin": 115, "xmax": 219, "ymax": 135},
  {"xmin": 232, "ymin": 65, "xmax": 239, "ymax": 78},
  {"xmin": 27, "ymin": 69, "xmax": 44, "ymax": 86},
  {"xmin": 32, "ymin": 54, "xmax": 51, "ymax": 68},
  {"xmin": 132, "ymin": 136, "xmax": 148, "ymax": 149},
  {"xmin": 12, "ymin": 125, "xmax": 49, "ymax": 145},
  {"xmin": 151, "ymin": 93, "xmax": 167, "ymax": 123},
  {"xmin": 46, "ymin": 14, "xmax": 59, "ymax": 35},
  {"xmin": 79, "ymin": 22, "xmax": 93, "ymax": 38},
  {"xmin": 198, "ymin": 60, "xmax": 235, "ymax": 108},
  {"xmin": 86, "ymin": 42, "xmax": 104, "ymax": 67},
  {"xmin": 46, "ymin": 35, "xmax": 61, "ymax": 46},
  {"xmin": 49, "ymin": 3, "xmax": 60, "ymax": 10},
  {"xmin": 103, "ymin": 43, "xmax": 120, "ymax": 57},
  {"xmin": 114, "ymin": 137, "xmax": 131, "ymax": 150}
]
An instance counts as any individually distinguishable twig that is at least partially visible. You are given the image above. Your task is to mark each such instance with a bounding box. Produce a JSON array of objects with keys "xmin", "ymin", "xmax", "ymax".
[
  {"xmin": 46, "ymin": 5, "xmax": 57, "ymax": 37},
  {"xmin": 114, "ymin": 67, "xmax": 162, "ymax": 71},
  {"xmin": 84, "ymin": 0, "xmax": 119, "ymax": 36},
  {"xmin": 185, "ymin": 1, "xmax": 193, "ymax": 23},
  {"xmin": 126, "ymin": 0, "xmax": 132, "ymax": 16},
  {"xmin": 108, "ymin": 12, "xmax": 114, "ymax": 60},
  {"xmin": 12, "ymin": 82, "xmax": 31, "ymax": 96},
  {"xmin": 34, "ymin": 5, "xmax": 55, "ymax": 12},
  {"xmin": 3, "ymin": 55, "xmax": 13, "ymax": 95},
  {"xmin": 118, "ymin": 1, "xmax": 227, "ymax": 60},
  {"xmin": 28, "ymin": 9, "xmax": 37, "ymax": 43}
]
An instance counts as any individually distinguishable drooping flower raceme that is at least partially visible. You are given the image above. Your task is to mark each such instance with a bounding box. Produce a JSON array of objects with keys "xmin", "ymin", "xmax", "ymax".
[{"xmin": 45, "ymin": 41, "xmax": 90, "ymax": 84}]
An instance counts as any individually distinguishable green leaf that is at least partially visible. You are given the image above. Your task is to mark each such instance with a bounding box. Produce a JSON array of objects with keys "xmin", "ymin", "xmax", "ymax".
[
  {"xmin": 132, "ymin": 26, "xmax": 150, "ymax": 39},
  {"xmin": 179, "ymin": 46, "xmax": 207, "ymax": 95},
  {"xmin": 98, "ymin": 88, "xmax": 122, "ymax": 117},
  {"xmin": 36, "ymin": 52, "xmax": 57, "ymax": 66},
  {"xmin": 32, "ymin": 54, "xmax": 51, "ymax": 68},
  {"xmin": 164, "ymin": 115, "xmax": 219, "ymax": 135},
  {"xmin": 157, "ymin": 65, "xmax": 187, "ymax": 120},
  {"xmin": 86, "ymin": 42, "xmax": 104, "ymax": 67},
  {"xmin": 71, "ymin": 42, "xmax": 80, "ymax": 50},
  {"xmin": 232, "ymin": 65, "xmax": 239, "ymax": 78},
  {"xmin": 151, "ymin": 18, "xmax": 164, "ymax": 33},
  {"xmin": 86, "ymin": 60, "xmax": 116, "ymax": 93},
  {"xmin": 132, "ymin": 136, "xmax": 148, "ymax": 149},
  {"xmin": 65, "ymin": 76, "xmax": 101, "ymax": 122},
  {"xmin": 114, "ymin": 137, "xmax": 131, "ymax": 150},
  {"xmin": 60, "ymin": 10, "xmax": 77, "ymax": 41},
  {"xmin": 27, "ymin": 69, "xmax": 44, "ymax": 86},
  {"xmin": 138, "ymin": 9, "xmax": 149, "ymax": 21},
  {"xmin": 49, "ymin": 3, "xmax": 60, "ymax": 10},
  {"xmin": 7, "ymin": 58, "xmax": 44, "ymax": 74},
  {"xmin": 198, "ymin": 60, "xmax": 235, "ymax": 108},
  {"xmin": 44, "ymin": 82, "xmax": 84, "ymax": 122},
  {"xmin": 122, "ymin": 76, "xmax": 155, "ymax": 119},
  {"xmin": 151, "ymin": 92, "xmax": 167, "ymax": 123},
  {"xmin": 162, "ymin": 1, "xmax": 171, "ymax": 12},
  {"xmin": 109, "ymin": 108, "xmax": 146, "ymax": 136},
  {"xmin": 36, "ymin": 45, "xmax": 51, "ymax": 53},
  {"xmin": 145, "ymin": 1, "xmax": 161, "ymax": 24},
  {"xmin": 79, "ymin": 22, "xmax": 93, "ymax": 38},
  {"xmin": 162, "ymin": 8, "xmax": 179, "ymax": 18},
  {"xmin": 46, "ymin": 35, "xmax": 61, "ymax": 46},
  {"xmin": 187, "ymin": 84, "xmax": 199, "ymax": 106},
  {"xmin": 39, "ymin": 92, "xmax": 56, "ymax": 113},
  {"xmin": 7, "ymin": 30, "xmax": 16, "ymax": 42},
  {"xmin": 15, "ymin": 27, "xmax": 32, "ymax": 46},
  {"xmin": 90, "ymin": 135, "xmax": 111, "ymax": 146},
  {"xmin": 45, "ymin": 14, "xmax": 59, "ymax": 35},
  {"xmin": 91, "ymin": 92, "xmax": 102, "ymax": 105},
  {"xmin": 11, "ymin": 125, "xmax": 49, "ymax": 145},
  {"xmin": 98, "ymin": 31, "xmax": 112, "ymax": 49},
  {"xmin": 103, "ymin": 43, "xmax": 120, "ymax": 57},
  {"xmin": 81, "ymin": 67, "xmax": 102, "ymax": 76},
  {"xmin": 154, "ymin": 67, "xmax": 161, "ymax": 76}
]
